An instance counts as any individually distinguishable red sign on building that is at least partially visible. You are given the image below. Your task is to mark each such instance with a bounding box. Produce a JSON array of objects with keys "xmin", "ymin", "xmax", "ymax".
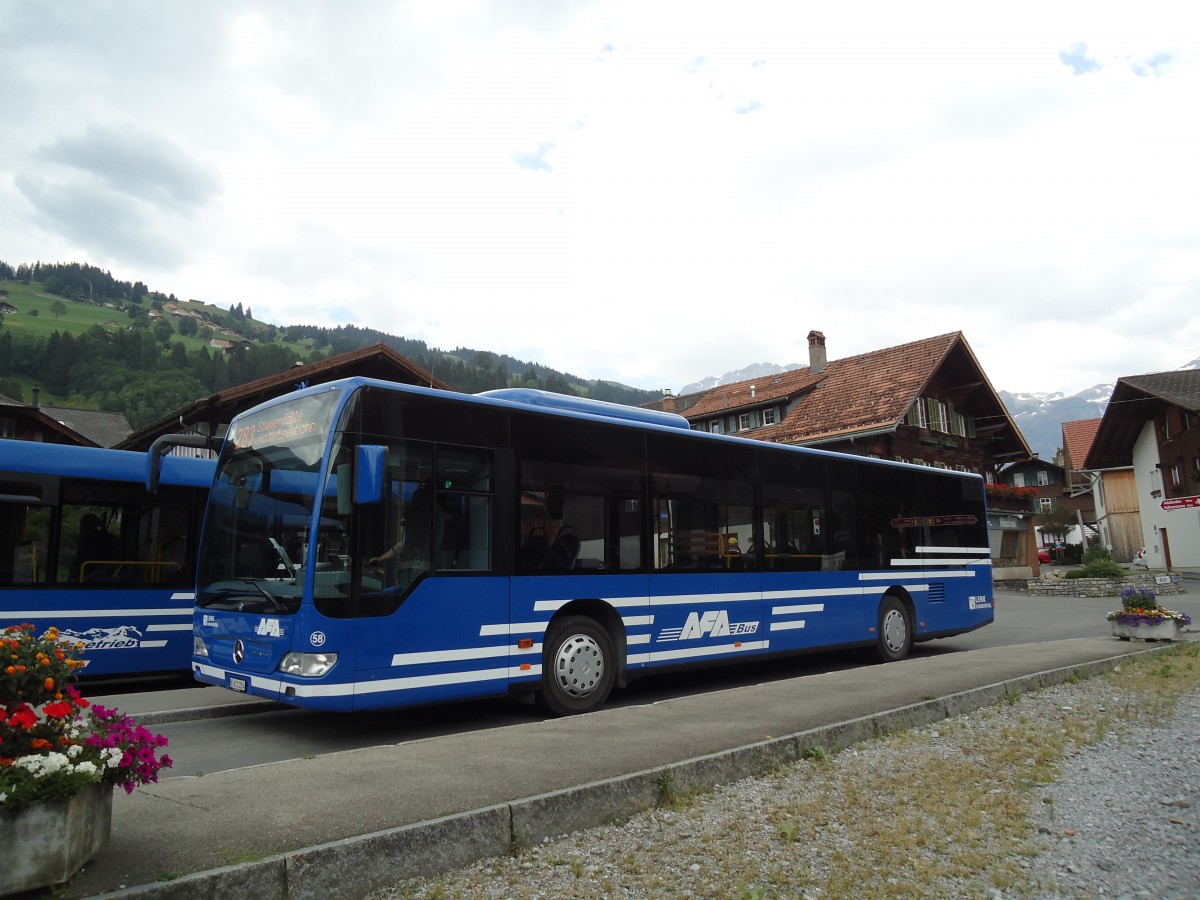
[{"xmin": 1161, "ymin": 495, "xmax": 1200, "ymax": 511}]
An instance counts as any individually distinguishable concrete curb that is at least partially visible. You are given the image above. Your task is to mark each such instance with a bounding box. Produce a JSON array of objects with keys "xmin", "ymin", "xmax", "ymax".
[
  {"xmin": 133, "ymin": 700, "xmax": 290, "ymax": 727},
  {"xmin": 97, "ymin": 643, "xmax": 1178, "ymax": 899}
]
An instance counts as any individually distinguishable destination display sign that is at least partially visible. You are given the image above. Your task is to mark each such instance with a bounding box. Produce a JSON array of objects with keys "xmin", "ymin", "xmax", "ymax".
[
  {"xmin": 1161, "ymin": 495, "xmax": 1200, "ymax": 511},
  {"xmin": 228, "ymin": 392, "xmax": 339, "ymax": 452},
  {"xmin": 231, "ymin": 409, "xmax": 322, "ymax": 450},
  {"xmin": 890, "ymin": 515, "xmax": 978, "ymax": 528}
]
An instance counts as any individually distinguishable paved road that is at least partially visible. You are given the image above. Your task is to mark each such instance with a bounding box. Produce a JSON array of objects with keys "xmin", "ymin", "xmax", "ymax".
[{"xmin": 48, "ymin": 585, "xmax": 1196, "ymax": 899}]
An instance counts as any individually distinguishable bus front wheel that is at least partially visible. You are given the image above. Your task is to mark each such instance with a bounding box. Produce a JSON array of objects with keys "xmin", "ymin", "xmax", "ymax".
[
  {"xmin": 538, "ymin": 616, "xmax": 615, "ymax": 716},
  {"xmin": 876, "ymin": 595, "xmax": 913, "ymax": 662}
]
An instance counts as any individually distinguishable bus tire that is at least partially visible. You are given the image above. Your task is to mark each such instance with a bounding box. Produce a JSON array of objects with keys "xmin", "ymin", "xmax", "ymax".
[
  {"xmin": 875, "ymin": 595, "xmax": 912, "ymax": 662},
  {"xmin": 538, "ymin": 616, "xmax": 615, "ymax": 716}
]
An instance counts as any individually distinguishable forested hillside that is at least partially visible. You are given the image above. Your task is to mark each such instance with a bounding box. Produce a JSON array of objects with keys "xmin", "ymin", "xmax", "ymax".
[{"xmin": 0, "ymin": 260, "xmax": 657, "ymax": 429}]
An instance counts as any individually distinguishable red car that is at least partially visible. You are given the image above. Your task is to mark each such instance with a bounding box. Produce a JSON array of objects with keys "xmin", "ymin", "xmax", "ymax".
[{"xmin": 1037, "ymin": 547, "xmax": 1051, "ymax": 564}]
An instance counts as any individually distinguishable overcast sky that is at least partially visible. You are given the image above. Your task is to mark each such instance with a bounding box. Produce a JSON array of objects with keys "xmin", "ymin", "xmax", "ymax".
[{"xmin": 2, "ymin": 1, "xmax": 1197, "ymax": 396}]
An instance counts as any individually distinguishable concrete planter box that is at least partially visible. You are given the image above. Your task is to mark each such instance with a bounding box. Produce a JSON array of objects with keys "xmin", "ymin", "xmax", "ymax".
[
  {"xmin": 0, "ymin": 782, "xmax": 112, "ymax": 896},
  {"xmin": 1110, "ymin": 619, "xmax": 1184, "ymax": 642}
]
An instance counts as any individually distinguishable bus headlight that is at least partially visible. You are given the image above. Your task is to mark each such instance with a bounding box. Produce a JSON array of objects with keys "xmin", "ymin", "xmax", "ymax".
[
  {"xmin": 194, "ymin": 636, "xmax": 209, "ymax": 658},
  {"xmin": 278, "ymin": 652, "xmax": 338, "ymax": 677}
]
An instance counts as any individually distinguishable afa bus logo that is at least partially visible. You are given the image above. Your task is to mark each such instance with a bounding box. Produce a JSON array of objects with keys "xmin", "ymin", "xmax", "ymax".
[{"xmin": 658, "ymin": 610, "xmax": 760, "ymax": 642}]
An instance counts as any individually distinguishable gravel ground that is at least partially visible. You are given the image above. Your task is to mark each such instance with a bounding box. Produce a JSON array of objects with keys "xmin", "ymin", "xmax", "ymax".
[{"xmin": 373, "ymin": 656, "xmax": 1200, "ymax": 900}]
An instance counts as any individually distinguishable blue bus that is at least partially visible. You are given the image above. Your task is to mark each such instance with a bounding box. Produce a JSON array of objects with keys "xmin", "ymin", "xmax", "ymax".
[
  {"xmin": 184, "ymin": 378, "xmax": 993, "ymax": 715},
  {"xmin": 0, "ymin": 440, "xmax": 214, "ymax": 677}
]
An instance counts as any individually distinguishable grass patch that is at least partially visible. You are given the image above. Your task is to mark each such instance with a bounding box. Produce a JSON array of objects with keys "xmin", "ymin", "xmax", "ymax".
[{"xmin": 374, "ymin": 645, "xmax": 1200, "ymax": 899}]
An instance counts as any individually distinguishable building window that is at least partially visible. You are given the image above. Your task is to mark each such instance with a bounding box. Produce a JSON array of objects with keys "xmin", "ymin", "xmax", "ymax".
[
  {"xmin": 1170, "ymin": 464, "xmax": 1182, "ymax": 487},
  {"xmin": 738, "ymin": 413, "xmax": 751, "ymax": 432},
  {"xmin": 1037, "ymin": 470, "xmax": 1050, "ymax": 486},
  {"xmin": 907, "ymin": 399, "xmax": 928, "ymax": 429},
  {"xmin": 709, "ymin": 421, "xmax": 721, "ymax": 435},
  {"xmin": 1039, "ymin": 497, "xmax": 1055, "ymax": 513},
  {"xmin": 931, "ymin": 400, "xmax": 949, "ymax": 434},
  {"xmin": 0, "ymin": 418, "xmax": 14, "ymax": 439},
  {"xmin": 762, "ymin": 407, "xmax": 777, "ymax": 426},
  {"xmin": 1013, "ymin": 472, "xmax": 1025, "ymax": 488}
]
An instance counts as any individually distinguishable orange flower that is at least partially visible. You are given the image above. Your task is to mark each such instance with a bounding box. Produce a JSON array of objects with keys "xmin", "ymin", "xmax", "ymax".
[
  {"xmin": 44, "ymin": 677, "xmax": 56, "ymax": 691},
  {"xmin": 30, "ymin": 738, "xmax": 52, "ymax": 751}
]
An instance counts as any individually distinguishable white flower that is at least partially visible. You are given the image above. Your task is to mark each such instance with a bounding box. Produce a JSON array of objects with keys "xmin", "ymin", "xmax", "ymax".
[
  {"xmin": 15, "ymin": 751, "xmax": 71, "ymax": 777},
  {"xmin": 73, "ymin": 761, "xmax": 100, "ymax": 778}
]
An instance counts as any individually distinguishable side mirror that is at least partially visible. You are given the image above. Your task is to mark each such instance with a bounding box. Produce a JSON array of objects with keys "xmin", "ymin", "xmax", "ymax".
[{"xmin": 354, "ymin": 445, "xmax": 387, "ymax": 505}]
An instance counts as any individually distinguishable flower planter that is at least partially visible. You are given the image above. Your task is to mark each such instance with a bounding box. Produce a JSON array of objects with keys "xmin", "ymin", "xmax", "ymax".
[
  {"xmin": 1110, "ymin": 619, "xmax": 1183, "ymax": 642},
  {"xmin": 0, "ymin": 781, "xmax": 112, "ymax": 896}
]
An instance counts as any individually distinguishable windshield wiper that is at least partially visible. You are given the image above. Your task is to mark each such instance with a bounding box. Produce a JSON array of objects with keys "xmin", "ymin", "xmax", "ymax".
[
  {"xmin": 246, "ymin": 578, "xmax": 290, "ymax": 614},
  {"xmin": 269, "ymin": 538, "xmax": 298, "ymax": 578},
  {"xmin": 197, "ymin": 580, "xmax": 291, "ymax": 614}
]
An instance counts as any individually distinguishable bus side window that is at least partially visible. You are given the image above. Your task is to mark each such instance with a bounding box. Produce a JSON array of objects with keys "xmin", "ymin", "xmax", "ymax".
[
  {"xmin": 68, "ymin": 509, "xmax": 122, "ymax": 582},
  {"xmin": 0, "ymin": 504, "xmax": 49, "ymax": 585},
  {"xmin": 433, "ymin": 447, "xmax": 492, "ymax": 572}
]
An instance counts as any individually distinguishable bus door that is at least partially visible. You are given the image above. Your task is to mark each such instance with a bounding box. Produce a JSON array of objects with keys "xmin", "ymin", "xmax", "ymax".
[
  {"xmin": 758, "ymin": 454, "xmax": 866, "ymax": 652},
  {"xmin": 349, "ymin": 442, "xmax": 508, "ymax": 711},
  {"xmin": 646, "ymin": 440, "xmax": 763, "ymax": 669},
  {"xmin": 510, "ymin": 424, "xmax": 649, "ymax": 682}
]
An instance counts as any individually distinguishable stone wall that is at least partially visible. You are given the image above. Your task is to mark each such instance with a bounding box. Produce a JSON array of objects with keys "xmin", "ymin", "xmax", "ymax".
[{"xmin": 1027, "ymin": 572, "xmax": 1184, "ymax": 597}]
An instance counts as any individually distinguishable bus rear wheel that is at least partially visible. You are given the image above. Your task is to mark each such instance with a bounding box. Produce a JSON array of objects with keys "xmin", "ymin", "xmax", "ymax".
[
  {"xmin": 876, "ymin": 595, "xmax": 913, "ymax": 662},
  {"xmin": 538, "ymin": 616, "xmax": 615, "ymax": 716}
]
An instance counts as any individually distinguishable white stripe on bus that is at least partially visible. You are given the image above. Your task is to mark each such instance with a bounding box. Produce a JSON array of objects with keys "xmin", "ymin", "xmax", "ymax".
[
  {"xmin": 390, "ymin": 645, "xmax": 539, "ymax": 666},
  {"xmin": 772, "ymin": 604, "xmax": 825, "ymax": 615},
  {"xmin": 5, "ymin": 608, "xmax": 192, "ymax": 619},
  {"xmin": 770, "ymin": 621, "xmax": 807, "ymax": 631},
  {"xmin": 915, "ymin": 546, "xmax": 990, "ymax": 555}
]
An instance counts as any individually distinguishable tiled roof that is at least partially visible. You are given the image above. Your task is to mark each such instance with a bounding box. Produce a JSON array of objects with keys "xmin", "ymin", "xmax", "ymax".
[
  {"xmin": 682, "ymin": 367, "xmax": 822, "ymax": 419},
  {"xmin": 686, "ymin": 332, "xmax": 964, "ymax": 443},
  {"xmin": 775, "ymin": 333, "xmax": 965, "ymax": 445},
  {"xmin": 40, "ymin": 407, "xmax": 133, "ymax": 448},
  {"xmin": 1085, "ymin": 368, "xmax": 1200, "ymax": 469},
  {"xmin": 683, "ymin": 331, "xmax": 1028, "ymax": 457},
  {"xmin": 1061, "ymin": 418, "xmax": 1101, "ymax": 472},
  {"xmin": 1121, "ymin": 370, "xmax": 1200, "ymax": 412}
]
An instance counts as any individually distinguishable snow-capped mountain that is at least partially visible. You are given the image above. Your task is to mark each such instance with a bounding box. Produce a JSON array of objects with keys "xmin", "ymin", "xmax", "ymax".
[
  {"xmin": 997, "ymin": 385, "xmax": 1113, "ymax": 461},
  {"xmin": 680, "ymin": 362, "xmax": 803, "ymax": 395}
]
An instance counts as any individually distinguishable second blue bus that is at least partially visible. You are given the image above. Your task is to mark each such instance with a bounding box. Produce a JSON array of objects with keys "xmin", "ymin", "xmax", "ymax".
[{"xmin": 1, "ymin": 440, "xmax": 213, "ymax": 677}]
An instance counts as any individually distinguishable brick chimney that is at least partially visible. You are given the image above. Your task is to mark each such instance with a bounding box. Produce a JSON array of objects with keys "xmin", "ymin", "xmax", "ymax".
[
  {"xmin": 807, "ymin": 330, "xmax": 827, "ymax": 375},
  {"xmin": 660, "ymin": 389, "xmax": 676, "ymax": 413}
]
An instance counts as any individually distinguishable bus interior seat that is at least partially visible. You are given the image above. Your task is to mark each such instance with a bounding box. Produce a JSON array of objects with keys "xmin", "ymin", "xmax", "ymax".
[
  {"xmin": 519, "ymin": 526, "xmax": 550, "ymax": 569},
  {"xmin": 545, "ymin": 525, "xmax": 580, "ymax": 571}
]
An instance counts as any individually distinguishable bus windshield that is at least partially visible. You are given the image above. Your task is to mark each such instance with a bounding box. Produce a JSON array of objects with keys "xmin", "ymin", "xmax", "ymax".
[{"xmin": 197, "ymin": 390, "xmax": 343, "ymax": 613}]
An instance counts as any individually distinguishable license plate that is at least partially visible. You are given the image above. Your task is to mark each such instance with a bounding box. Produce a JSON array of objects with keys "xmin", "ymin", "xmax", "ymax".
[{"xmin": 229, "ymin": 677, "xmax": 247, "ymax": 693}]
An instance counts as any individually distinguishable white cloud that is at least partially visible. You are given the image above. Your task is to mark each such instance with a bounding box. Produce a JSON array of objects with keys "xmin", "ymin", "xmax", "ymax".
[{"xmin": 1, "ymin": 0, "xmax": 1197, "ymax": 396}]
